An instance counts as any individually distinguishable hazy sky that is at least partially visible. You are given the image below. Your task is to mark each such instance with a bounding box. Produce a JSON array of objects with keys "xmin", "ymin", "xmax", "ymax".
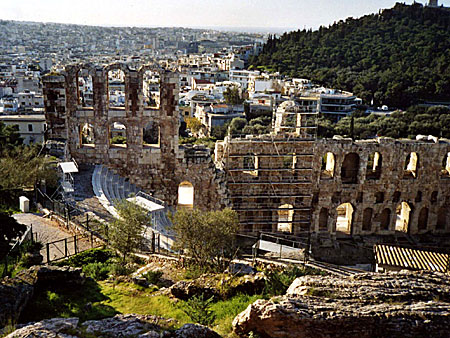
[{"xmin": 2, "ymin": 0, "xmax": 449, "ymax": 31}]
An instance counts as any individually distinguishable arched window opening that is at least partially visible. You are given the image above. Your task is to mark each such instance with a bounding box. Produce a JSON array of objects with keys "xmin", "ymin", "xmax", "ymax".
[
  {"xmin": 403, "ymin": 152, "xmax": 418, "ymax": 178},
  {"xmin": 178, "ymin": 181, "xmax": 194, "ymax": 208},
  {"xmin": 143, "ymin": 70, "xmax": 160, "ymax": 108},
  {"xmin": 80, "ymin": 123, "xmax": 95, "ymax": 147},
  {"xmin": 143, "ymin": 121, "xmax": 160, "ymax": 146},
  {"xmin": 415, "ymin": 191, "xmax": 422, "ymax": 203},
  {"xmin": 362, "ymin": 208, "xmax": 373, "ymax": 231},
  {"xmin": 243, "ymin": 153, "xmax": 258, "ymax": 176},
  {"xmin": 321, "ymin": 152, "xmax": 335, "ymax": 179},
  {"xmin": 380, "ymin": 208, "xmax": 391, "ymax": 231},
  {"xmin": 277, "ymin": 204, "xmax": 294, "ymax": 233},
  {"xmin": 109, "ymin": 122, "xmax": 127, "ymax": 147},
  {"xmin": 341, "ymin": 153, "xmax": 359, "ymax": 184},
  {"xmin": 319, "ymin": 208, "xmax": 329, "ymax": 231},
  {"xmin": 108, "ymin": 69, "xmax": 125, "ymax": 108},
  {"xmin": 77, "ymin": 69, "xmax": 93, "ymax": 107},
  {"xmin": 395, "ymin": 202, "xmax": 411, "ymax": 233},
  {"xmin": 375, "ymin": 192, "xmax": 384, "ymax": 204},
  {"xmin": 431, "ymin": 191, "xmax": 438, "ymax": 204},
  {"xmin": 366, "ymin": 152, "xmax": 382, "ymax": 180},
  {"xmin": 393, "ymin": 191, "xmax": 401, "ymax": 203},
  {"xmin": 418, "ymin": 207, "xmax": 429, "ymax": 231},
  {"xmin": 436, "ymin": 208, "xmax": 447, "ymax": 230},
  {"xmin": 336, "ymin": 203, "xmax": 353, "ymax": 234}
]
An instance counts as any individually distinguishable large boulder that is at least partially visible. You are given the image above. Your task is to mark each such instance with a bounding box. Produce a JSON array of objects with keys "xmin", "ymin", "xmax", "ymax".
[
  {"xmin": 233, "ymin": 270, "xmax": 450, "ymax": 338},
  {"xmin": 5, "ymin": 315, "xmax": 222, "ymax": 337},
  {"xmin": 0, "ymin": 265, "xmax": 85, "ymax": 328},
  {"xmin": 4, "ymin": 317, "xmax": 79, "ymax": 338}
]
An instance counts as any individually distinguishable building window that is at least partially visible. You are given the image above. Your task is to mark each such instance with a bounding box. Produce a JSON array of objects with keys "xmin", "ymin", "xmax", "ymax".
[
  {"xmin": 395, "ymin": 202, "xmax": 411, "ymax": 233},
  {"xmin": 28, "ymin": 124, "xmax": 33, "ymax": 132},
  {"xmin": 321, "ymin": 152, "xmax": 335, "ymax": 179},
  {"xmin": 362, "ymin": 208, "xmax": 373, "ymax": 231},
  {"xmin": 341, "ymin": 153, "xmax": 359, "ymax": 184},
  {"xmin": 277, "ymin": 204, "xmax": 294, "ymax": 233},
  {"xmin": 366, "ymin": 152, "xmax": 382, "ymax": 180},
  {"xmin": 403, "ymin": 152, "xmax": 418, "ymax": 178},
  {"xmin": 336, "ymin": 203, "xmax": 353, "ymax": 234},
  {"xmin": 178, "ymin": 181, "xmax": 194, "ymax": 208}
]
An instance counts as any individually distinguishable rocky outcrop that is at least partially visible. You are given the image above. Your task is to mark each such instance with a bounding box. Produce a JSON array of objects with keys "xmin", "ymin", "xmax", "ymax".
[
  {"xmin": 0, "ymin": 265, "xmax": 85, "ymax": 328},
  {"xmin": 5, "ymin": 315, "xmax": 221, "ymax": 338},
  {"xmin": 233, "ymin": 270, "xmax": 450, "ymax": 338}
]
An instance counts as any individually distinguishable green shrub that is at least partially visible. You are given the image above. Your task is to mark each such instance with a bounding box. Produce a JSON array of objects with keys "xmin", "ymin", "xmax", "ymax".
[
  {"xmin": 110, "ymin": 262, "xmax": 133, "ymax": 277},
  {"xmin": 143, "ymin": 270, "xmax": 163, "ymax": 285},
  {"xmin": 83, "ymin": 262, "xmax": 111, "ymax": 281},
  {"xmin": 180, "ymin": 294, "xmax": 216, "ymax": 327},
  {"xmin": 264, "ymin": 265, "xmax": 325, "ymax": 296},
  {"xmin": 54, "ymin": 248, "xmax": 115, "ymax": 268}
]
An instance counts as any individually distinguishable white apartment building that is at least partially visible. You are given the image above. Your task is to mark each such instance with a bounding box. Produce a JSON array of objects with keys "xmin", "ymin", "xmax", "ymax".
[{"xmin": 0, "ymin": 114, "xmax": 46, "ymax": 144}]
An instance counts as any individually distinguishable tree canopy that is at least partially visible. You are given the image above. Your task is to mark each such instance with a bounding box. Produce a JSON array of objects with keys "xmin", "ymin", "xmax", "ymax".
[
  {"xmin": 251, "ymin": 3, "xmax": 450, "ymax": 108},
  {"xmin": 170, "ymin": 208, "xmax": 239, "ymax": 272}
]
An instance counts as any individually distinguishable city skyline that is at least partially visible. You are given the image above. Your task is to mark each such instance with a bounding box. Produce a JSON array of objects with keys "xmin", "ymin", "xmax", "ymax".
[{"xmin": 3, "ymin": 0, "xmax": 449, "ymax": 33}]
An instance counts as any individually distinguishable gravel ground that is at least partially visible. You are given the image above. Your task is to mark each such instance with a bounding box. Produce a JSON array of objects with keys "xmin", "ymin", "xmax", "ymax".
[{"xmin": 13, "ymin": 213, "xmax": 93, "ymax": 263}]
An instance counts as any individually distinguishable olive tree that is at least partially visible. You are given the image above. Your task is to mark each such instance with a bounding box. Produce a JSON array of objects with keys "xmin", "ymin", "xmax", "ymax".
[
  {"xmin": 109, "ymin": 199, "xmax": 151, "ymax": 263},
  {"xmin": 170, "ymin": 208, "xmax": 239, "ymax": 272}
]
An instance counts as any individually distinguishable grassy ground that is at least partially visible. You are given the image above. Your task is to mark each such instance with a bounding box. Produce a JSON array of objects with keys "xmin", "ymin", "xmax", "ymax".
[{"xmin": 19, "ymin": 278, "xmax": 263, "ymax": 337}]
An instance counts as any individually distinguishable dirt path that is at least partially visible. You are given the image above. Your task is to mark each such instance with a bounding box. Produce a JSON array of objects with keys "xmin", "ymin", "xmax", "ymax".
[{"xmin": 13, "ymin": 213, "xmax": 94, "ymax": 263}]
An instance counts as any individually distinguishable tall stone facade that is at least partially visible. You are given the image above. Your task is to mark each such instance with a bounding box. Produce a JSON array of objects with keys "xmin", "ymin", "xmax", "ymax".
[
  {"xmin": 215, "ymin": 135, "xmax": 450, "ymax": 236},
  {"xmin": 49, "ymin": 62, "xmax": 227, "ymax": 210},
  {"xmin": 43, "ymin": 62, "xmax": 450, "ymax": 237}
]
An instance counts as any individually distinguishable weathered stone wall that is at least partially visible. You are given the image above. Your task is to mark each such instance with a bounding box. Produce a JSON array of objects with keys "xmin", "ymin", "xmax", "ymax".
[
  {"xmin": 217, "ymin": 135, "xmax": 450, "ymax": 236},
  {"xmin": 61, "ymin": 63, "xmax": 226, "ymax": 210},
  {"xmin": 42, "ymin": 75, "xmax": 66, "ymax": 140}
]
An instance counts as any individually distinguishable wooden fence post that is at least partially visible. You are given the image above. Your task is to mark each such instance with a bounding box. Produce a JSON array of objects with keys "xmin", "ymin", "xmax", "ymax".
[
  {"xmin": 64, "ymin": 238, "xmax": 68, "ymax": 258},
  {"xmin": 74, "ymin": 236, "xmax": 77, "ymax": 254},
  {"xmin": 46, "ymin": 243, "xmax": 50, "ymax": 263}
]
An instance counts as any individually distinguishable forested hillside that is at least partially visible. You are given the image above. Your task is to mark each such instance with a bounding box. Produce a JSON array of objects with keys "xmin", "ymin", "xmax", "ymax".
[{"xmin": 250, "ymin": 3, "xmax": 450, "ymax": 108}]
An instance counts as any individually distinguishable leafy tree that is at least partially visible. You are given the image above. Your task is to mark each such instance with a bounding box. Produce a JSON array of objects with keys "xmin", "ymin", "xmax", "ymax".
[
  {"xmin": 228, "ymin": 117, "xmax": 247, "ymax": 136},
  {"xmin": 0, "ymin": 145, "xmax": 58, "ymax": 190},
  {"xmin": 0, "ymin": 122, "xmax": 23, "ymax": 149},
  {"xmin": 170, "ymin": 208, "xmax": 239, "ymax": 272},
  {"xmin": 223, "ymin": 86, "xmax": 244, "ymax": 105},
  {"xmin": 185, "ymin": 117, "xmax": 203, "ymax": 135},
  {"xmin": 180, "ymin": 294, "xmax": 216, "ymax": 326},
  {"xmin": 251, "ymin": 3, "xmax": 450, "ymax": 108},
  {"xmin": 0, "ymin": 212, "xmax": 26, "ymax": 258},
  {"xmin": 109, "ymin": 199, "xmax": 152, "ymax": 263}
]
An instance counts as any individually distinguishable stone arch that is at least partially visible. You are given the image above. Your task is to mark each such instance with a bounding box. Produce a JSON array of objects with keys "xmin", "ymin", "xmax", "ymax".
[
  {"xmin": 395, "ymin": 202, "xmax": 411, "ymax": 233},
  {"xmin": 321, "ymin": 152, "xmax": 335, "ymax": 179},
  {"xmin": 403, "ymin": 152, "xmax": 418, "ymax": 178},
  {"xmin": 318, "ymin": 207, "xmax": 329, "ymax": 231},
  {"xmin": 362, "ymin": 208, "xmax": 373, "ymax": 231},
  {"xmin": 380, "ymin": 208, "xmax": 391, "ymax": 231},
  {"xmin": 431, "ymin": 191, "xmax": 438, "ymax": 203},
  {"xmin": 436, "ymin": 207, "xmax": 447, "ymax": 230},
  {"xmin": 106, "ymin": 66, "xmax": 126, "ymax": 109},
  {"xmin": 341, "ymin": 153, "xmax": 359, "ymax": 184},
  {"xmin": 277, "ymin": 204, "xmax": 294, "ymax": 233},
  {"xmin": 392, "ymin": 191, "xmax": 401, "ymax": 203},
  {"xmin": 76, "ymin": 68, "xmax": 94, "ymax": 108},
  {"xmin": 143, "ymin": 121, "xmax": 160, "ymax": 146},
  {"xmin": 109, "ymin": 121, "xmax": 127, "ymax": 147},
  {"xmin": 366, "ymin": 152, "xmax": 382, "ymax": 180},
  {"xmin": 418, "ymin": 207, "xmax": 429, "ymax": 231},
  {"xmin": 178, "ymin": 181, "xmax": 194, "ymax": 208},
  {"xmin": 441, "ymin": 152, "xmax": 450, "ymax": 177},
  {"xmin": 79, "ymin": 123, "xmax": 95, "ymax": 147},
  {"xmin": 415, "ymin": 191, "xmax": 422, "ymax": 203},
  {"xmin": 142, "ymin": 70, "xmax": 160, "ymax": 108},
  {"xmin": 336, "ymin": 202, "xmax": 354, "ymax": 234}
]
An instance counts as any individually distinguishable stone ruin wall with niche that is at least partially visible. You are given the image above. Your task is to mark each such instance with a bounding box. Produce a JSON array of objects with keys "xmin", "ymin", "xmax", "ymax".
[
  {"xmin": 49, "ymin": 62, "xmax": 228, "ymax": 210},
  {"xmin": 43, "ymin": 63, "xmax": 450, "ymax": 237},
  {"xmin": 215, "ymin": 136, "xmax": 450, "ymax": 237}
]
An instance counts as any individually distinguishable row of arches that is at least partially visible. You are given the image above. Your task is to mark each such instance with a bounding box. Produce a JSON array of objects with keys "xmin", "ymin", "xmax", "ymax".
[
  {"xmin": 321, "ymin": 151, "xmax": 450, "ymax": 182},
  {"xmin": 76, "ymin": 68, "xmax": 160, "ymax": 109},
  {"xmin": 79, "ymin": 121, "xmax": 160, "ymax": 147},
  {"xmin": 318, "ymin": 202, "xmax": 448, "ymax": 234}
]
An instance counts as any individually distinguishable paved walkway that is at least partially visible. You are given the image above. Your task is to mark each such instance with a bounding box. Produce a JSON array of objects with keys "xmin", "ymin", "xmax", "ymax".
[{"xmin": 13, "ymin": 213, "xmax": 94, "ymax": 263}]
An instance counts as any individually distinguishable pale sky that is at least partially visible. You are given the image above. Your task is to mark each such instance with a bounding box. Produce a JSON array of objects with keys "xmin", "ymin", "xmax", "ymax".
[{"xmin": 1, "ymin": 0, "xmax": 449, "ymax": 31}]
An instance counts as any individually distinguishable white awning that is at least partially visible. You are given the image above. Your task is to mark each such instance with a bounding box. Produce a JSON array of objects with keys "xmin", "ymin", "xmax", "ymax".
[
  {"xmin": 127, "ymin": 196, "xmax": 165, "ymax": 213},
  {"xmin": 59, "ymin": 162, "xmax": 78, "ymax": 173}
]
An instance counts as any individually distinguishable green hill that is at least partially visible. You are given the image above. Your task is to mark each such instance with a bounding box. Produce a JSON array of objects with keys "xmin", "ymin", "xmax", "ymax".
[{"xmin": 250, "ymin": 3, "xmax": 450, "ymax": 108}]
